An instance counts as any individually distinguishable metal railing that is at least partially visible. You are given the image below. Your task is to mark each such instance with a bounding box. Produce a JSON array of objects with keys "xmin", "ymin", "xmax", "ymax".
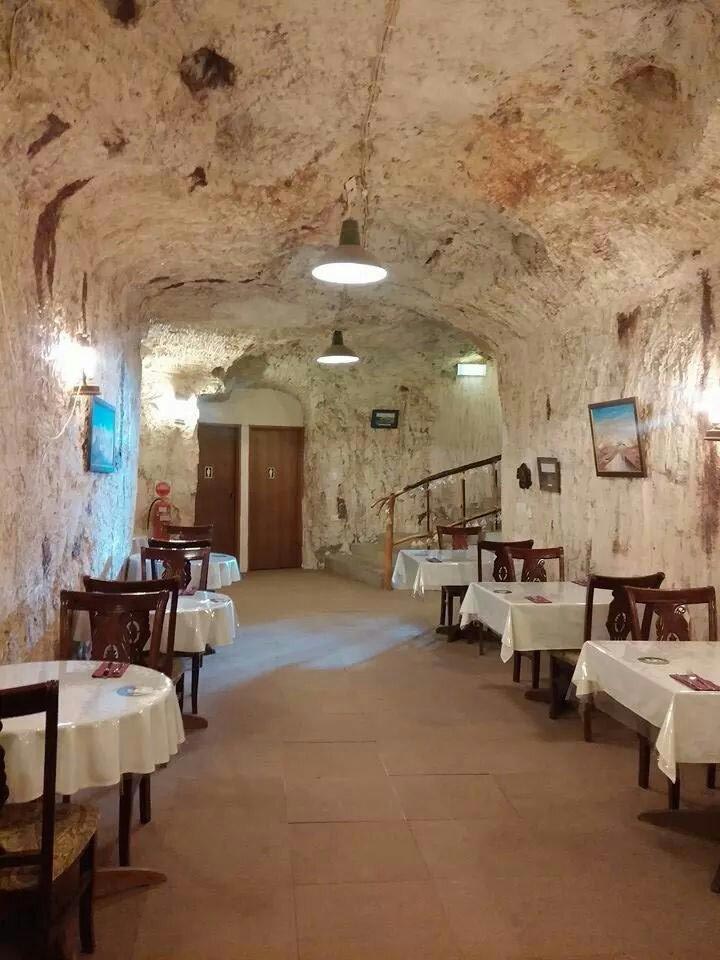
[{"xmin": 372, "ymin": 454, "xmax": 501, "ymax": 589}]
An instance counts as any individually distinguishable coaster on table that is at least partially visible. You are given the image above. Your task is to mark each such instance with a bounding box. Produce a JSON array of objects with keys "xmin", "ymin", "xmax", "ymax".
[
  {"xmin": 426, "ymin": 558, "xmax": 442, "ymax": 563},
  {"xmin": 527, "ymin": 595, "xmax": 552, "ymax": 604},
  {"xmin": 670, "ymin": 674, "xmax": 720, "ymax": 692}
]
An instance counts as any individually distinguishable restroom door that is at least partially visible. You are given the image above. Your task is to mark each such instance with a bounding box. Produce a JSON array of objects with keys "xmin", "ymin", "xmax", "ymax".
[
  {"xmin": 248, "ymin": 426, "xmax": 303, "ymax": 570},
  {"xmin": 195, "ymin": 423, "xmax": 239, "ymax": 556}
]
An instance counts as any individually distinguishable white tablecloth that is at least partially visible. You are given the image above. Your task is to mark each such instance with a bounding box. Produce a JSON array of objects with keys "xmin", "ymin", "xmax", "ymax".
[
  {"xmin": 459, "ymin": 581, "xmax": 612, "ymax": 662},
  {"xmin": 170, "ymin": 591, "xmax": 237, "ymax": 654},
  {"xmin": 392, "ymin": 550, "xmax": 524, "ymax": 597},
  {"xmin": 126, "ymin": 551, "xmax": 241, "ymax": 591},
  {"xmin": 572, "ymin": 640, "xmax": 720, "ymax": 782},
  {"xmin": 0, "ymin": 661, "xmax": 184, "ymax": 803}
]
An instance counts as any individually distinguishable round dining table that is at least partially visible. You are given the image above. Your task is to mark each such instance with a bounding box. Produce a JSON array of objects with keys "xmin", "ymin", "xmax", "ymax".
[
  {"xmin": 126, "ymin": 550, "xmax": 241, "ymax": 591},
  {"xmin": 167, "ymin": 590, "xmax": 238, "ymax": 654},
  {"xmin": 0, "ymin": 660, "xmax": 184, "ymax": 803}
]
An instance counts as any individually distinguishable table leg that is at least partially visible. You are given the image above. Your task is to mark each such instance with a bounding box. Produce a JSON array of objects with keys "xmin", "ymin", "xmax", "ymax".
[
  {"xmin": 182, "ymin": 713, "xmax": 209, "ymax": 731},
  {"xmin": 94, "ymin": 867, "xmax": 167, "ymax": 899}
]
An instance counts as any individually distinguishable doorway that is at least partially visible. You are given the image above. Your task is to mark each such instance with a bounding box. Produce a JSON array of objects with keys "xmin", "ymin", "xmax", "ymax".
[
  {"xmin": 195, "ymin": 423, "xmax": 239, "ymax": 556},
  {"xmin": 248, "ymin": 426, "xmax": 303, "ymax": 570}
]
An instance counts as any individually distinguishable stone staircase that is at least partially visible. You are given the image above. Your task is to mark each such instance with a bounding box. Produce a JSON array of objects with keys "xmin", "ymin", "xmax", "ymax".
[{"xmin": 325, "ymin": 535, "xmax": 428, "ymax": 588}]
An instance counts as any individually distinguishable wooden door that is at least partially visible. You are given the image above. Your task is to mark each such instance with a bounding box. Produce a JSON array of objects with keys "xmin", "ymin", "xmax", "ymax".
[
  {"xmin": 195, "ymin": 423, "xmax": 239, "ymax": 556},
  {"xmin": 248, "ymin": 427, "xmax": 303, "ymax": 570}
]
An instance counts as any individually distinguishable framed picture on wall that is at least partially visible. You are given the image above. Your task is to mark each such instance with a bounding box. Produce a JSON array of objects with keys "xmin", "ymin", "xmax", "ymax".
[
  {"xmin": 371, "ymin": 409, "xmax": 399, "ymax": 429},
  {"xmin": 588, "ymin": 397, "xmax": 646, "ymax": 478},
  {"xmin": 88, "ymin": 397, "xmax": 116, "ymax": 473}
]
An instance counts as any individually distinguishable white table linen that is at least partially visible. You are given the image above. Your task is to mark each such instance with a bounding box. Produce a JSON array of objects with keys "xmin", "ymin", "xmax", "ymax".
[
  {"xmin": 0, "ymin": 661, "xmax": 184, "ymax": 803},
  {"xmin": 459, "ymin": 581, "xmax": 612, "ymax": 662},
  {"xmin": 126, "ymin": 551, "xmax": 241, "ymax": 590},
  {"xmin": 572, "ymin": 640, "xmax": 720, "ymax": 782},
  {"xmin": 170, "ymin": 591, "xmax": 237, "ymax": 654}
]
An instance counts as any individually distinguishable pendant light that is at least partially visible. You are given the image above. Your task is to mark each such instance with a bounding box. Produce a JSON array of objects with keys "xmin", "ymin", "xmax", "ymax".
[
  {"xmin": 311, "ymin": 218, "xmax": 387, "ymax": 285},
  {"xmin": 316, "ymin": 330, "xmax": 360, "ymax": 365}
]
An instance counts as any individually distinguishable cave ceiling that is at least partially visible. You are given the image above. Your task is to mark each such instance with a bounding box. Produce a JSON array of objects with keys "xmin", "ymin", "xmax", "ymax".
[{"xmin": 3, "ymin": 0, "xmax": 720, "ymax": 372}]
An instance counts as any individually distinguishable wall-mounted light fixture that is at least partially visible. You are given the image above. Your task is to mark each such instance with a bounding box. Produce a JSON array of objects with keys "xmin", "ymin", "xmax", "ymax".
[
  {"xmin": 703, "ymin": 385, "xmax": 720, "ymax": 440},
  {"xmin": 457, "ymin": 360, "xmax": 487, "ymax": 377}
]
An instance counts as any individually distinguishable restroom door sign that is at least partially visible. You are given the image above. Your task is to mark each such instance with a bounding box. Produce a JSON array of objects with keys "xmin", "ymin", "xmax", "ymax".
[{"xmin": 204, "ymin": 465, "xmax": 214, "ymax": 479}]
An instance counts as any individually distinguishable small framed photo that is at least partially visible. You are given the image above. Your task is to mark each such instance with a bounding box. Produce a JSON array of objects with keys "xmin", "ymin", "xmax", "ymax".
[
  {"xmin": 88, "ymin": 397, "xmax": 116, "ymax": 473},
  {"xmin": 537, "ymin": 457, "xmax": 561, "ymax": 492},
  {"xmin": 371, "ymin": 409, "xmax": 399, "ymax": 429},
  {"xmin": 588, "ymin": 397, "xmax": 646, "ymax": 478}
]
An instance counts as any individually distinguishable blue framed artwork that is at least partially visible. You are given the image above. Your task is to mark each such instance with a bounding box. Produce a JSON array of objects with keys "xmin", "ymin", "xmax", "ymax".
[
  {"xmin": 588, "ymin": 397, "xmax": 645, "ymax": 478},
  {"xmin": 88, "ymin": 397, "xmax": 116, "ymax": 473}
]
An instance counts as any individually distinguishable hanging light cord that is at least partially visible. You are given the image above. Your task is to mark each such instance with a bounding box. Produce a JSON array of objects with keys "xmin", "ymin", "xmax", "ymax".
[{"xmin": 358, "ymin": 0, "xmax": 401, "ymax": 243}]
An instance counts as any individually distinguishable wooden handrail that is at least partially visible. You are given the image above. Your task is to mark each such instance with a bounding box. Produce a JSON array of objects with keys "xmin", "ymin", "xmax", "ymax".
[
  {"xmin": 371, "ymin": 454, "xmax": 501, "ymax": 513},
  {"xmin": 375, "ymin": 455, "xmax": 501, "ymax": 589}
]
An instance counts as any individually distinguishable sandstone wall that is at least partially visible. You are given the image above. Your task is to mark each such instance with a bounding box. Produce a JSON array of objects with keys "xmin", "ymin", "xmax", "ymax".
[
  {"xmin": 0, "ymin": 182, "xmax": 141, "ymax": 663},
  {"xmin": 499, "ymin": 269, "xmax": 719, "ymax": 590}
]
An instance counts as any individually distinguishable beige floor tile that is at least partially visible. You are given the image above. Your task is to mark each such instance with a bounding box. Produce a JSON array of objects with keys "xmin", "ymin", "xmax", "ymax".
[
  {"xmin": 391, "ymin": 773, "xmax": 519, "ymax": 821},
  {"xmin": 285, "ymin": 776, "xmax": 405, "ymax": 822},
  {"xmin": 282, "ymin": 740, "xmax": 386, "ymax": 779},
  {"xmin": 291, "ymin": 820, "xmax": 428, "ymax": 883},
  {"xmin": 296, "ymin": 880, "xmax": 460, "ymax": 960}
]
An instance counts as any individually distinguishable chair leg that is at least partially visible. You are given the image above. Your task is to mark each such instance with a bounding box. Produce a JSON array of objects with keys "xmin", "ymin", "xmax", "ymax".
[
  {"xmin": 548, "ymin": 657, "xmax": 568, "ymax": 720},
  {"xmin": 637, "ymin": 735, "xmax": 651, "ymax": 789},
  {"xmin": 118, "ymin": 773, "xmax": 134, "ymax": 867},
  {"xmin": 447, "ymin": 595, "xmax": 458, "ymax": 642},
  {"xmin": 191, "ymin": 653, "xmax": 201, "ymax": 715},
  {"xmin": 711, "ymin": 861, "xmax": 720, "ymax": 894},
  {"xmin": 582, "ymin": 697, "xmax": 594, "ymax": 743},
  {"xmin": 707, "ymin": 764, "xmax": 717, "ymax": 790},
  {"xmin": 667, "ymin": 773, "xmax": 681, "ymax": 811},
  {"xmin": 439, "ymin": 590, "xmax": 447, "ymax": 627},
  {"xmin": 531, "ymin": 651, "xmax": 541, "ymax": 690},
  {"xmin": 79, "ymin": 836, "xmax": 96, "ymax": 954},
  {"xmin": 477, "ymin": 623, "xmax": 485, "ymax": 656},
  {"xmin": 512, "ymin": 652, "xmax": 522, "ymax": 683},
  {"xmin": 139, "ymin": 774, "xmax": 152, "ymax": 825}
]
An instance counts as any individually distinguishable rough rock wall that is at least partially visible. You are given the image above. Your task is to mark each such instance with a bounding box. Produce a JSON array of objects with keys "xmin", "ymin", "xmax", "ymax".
[
  {"xmin": 135, "ymin": 321, "xmax": 501, "ymax": 565},
  {"xmin": 499, "ymin": 268, "xmax": 720, "ymax": 589},
  {"xmin": 0, "ymin": 181, "xmax": 141, "ymax": 663}
]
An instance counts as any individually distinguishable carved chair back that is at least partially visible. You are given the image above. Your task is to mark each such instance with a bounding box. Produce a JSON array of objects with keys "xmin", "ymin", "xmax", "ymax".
[
  {"xmin": 508, "ymin": 546, "xmax": 565, "ymax": 583},
  {"xmin": 59, "ymin": 590, "xmax": 167, "ymax": 669},
  {"xmin": 0, "ymin": 680, "xmax": 59, "ymax": 904},
  {"xmin": 477, "ymin": 539, "xmax": 534, "ymax": 582},
  {"xmin": 583, "ymin": 572, "xmax": 665, "ymax": 644},
  {"xmin": 436, "ymin": 526, "xmax": 482, "ymax": 551},
  {"xmin": 83, "ymin": 576, "xmax": 179, "ymax": 678},
  {"xmin": 163, "ymin": 524, "xmax": 214, "ymax": 544},
  {"xmin": 625, "ymin": 586, "xmax": 717, "ymax": 643},
  {"xmin": 142, "ymin": 546, "xmax": 210, "ymax": 592}
]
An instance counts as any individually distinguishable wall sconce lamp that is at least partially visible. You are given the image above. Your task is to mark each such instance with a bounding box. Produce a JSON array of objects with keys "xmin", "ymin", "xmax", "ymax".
[
  {"xmin": 704, "ymin": 386, "xmax": 720, "ymax": 440},
  {"xmin": 457, "ymin": 360, "xmax": 487, "ymax": 377}
]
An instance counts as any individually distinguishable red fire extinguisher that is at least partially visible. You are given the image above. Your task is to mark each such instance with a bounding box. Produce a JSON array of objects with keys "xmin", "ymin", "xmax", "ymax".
[{"xmin": 146, "ymin": 481, "xmax": 181, "ymax": 539}]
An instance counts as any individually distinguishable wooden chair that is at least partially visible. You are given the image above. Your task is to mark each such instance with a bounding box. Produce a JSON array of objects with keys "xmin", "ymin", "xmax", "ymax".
[
  {"xmin": 435, "ymin": 526, "xmax": 481, "ymax": 639},
  {"xmin": 59, "ymin": 590, "xmax": 168, "ymax": 868},
  {"xmin": 473, "ymin": 539, "xmax": 533, "ymax": 654},
  {"xmin": 0, "ymin": 680, "xmax": 97, "ymax": 959},
  {"xmin": 83, "ymin": 576, "xmax": 183, "ymax": 844},
  {"xmin": 626, "ymin": 585, "xmax": 717, "ymax": 810},
  {"xmin": 141, "ymin": 546, "xmax": 210, "ymax": 715},
  {"xmin": 505, "ymin": 546, "xmax": 565, "ymax": 688},
  {"xmin": 548, "ymin": 571, "xmax": 665, "ymax": 733},
  {"xmin": 163, "ymin": 523, "xmax": 213, "ymax": 544}
]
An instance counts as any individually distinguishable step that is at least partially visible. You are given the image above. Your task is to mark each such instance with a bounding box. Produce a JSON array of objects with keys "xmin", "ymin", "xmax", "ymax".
[{"xmin": 324, "ymin": 551, "xmax": 385, "ymax": 589}]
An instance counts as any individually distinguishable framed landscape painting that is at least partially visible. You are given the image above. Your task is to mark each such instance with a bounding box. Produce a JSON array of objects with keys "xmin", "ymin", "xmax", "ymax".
[
  {"xmin": 88, "ymin": 397, "xmax": 116, "ymax": 473},
  {"xmin": 588, "ymin": 398, "xmax": 645, "ymax": 478}
]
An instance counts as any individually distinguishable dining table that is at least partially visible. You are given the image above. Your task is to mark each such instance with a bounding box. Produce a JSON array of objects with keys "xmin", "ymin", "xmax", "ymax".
[
  {"xmin": 0, "ymin": 659, "xmax": 184, "ymax": 896},
  {"xmin": 459, "ymin": 580, "xmax": 613, "ymax": 662},
  {"xmin": 126, "ymin": 549, "xmax": 242, "ymax": 591},
  {"xmin": 573, "ymin": 639, "xmax": 720, "ymax": 782},
  {"xmin": 391, "ymin": 531, "xmax": 512, "ymax": 597}
]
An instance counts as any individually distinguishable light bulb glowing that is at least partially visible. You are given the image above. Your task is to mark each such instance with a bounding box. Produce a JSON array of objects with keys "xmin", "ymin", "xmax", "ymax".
[
  {"xmin": 316, "ymin": 331, "xmax": 360, "ymax": 365},
  {"xmin": 457, "ymin": 361, "xmax": 487, "ymax": 377},
  {"xmin": 51, "ymin": 333, "xmax": 98, "ymax": 389},
  {"xmin": 311, "ymin": 261, "xmax": 388, "ymax": 285},
  {"xmin": 316, "ymin": 353, "xmax": 360, "ymax": 365}
]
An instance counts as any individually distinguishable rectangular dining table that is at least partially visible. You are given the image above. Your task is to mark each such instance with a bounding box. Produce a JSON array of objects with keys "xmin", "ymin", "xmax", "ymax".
[
  {"xmin": 573, "ymin": 639, "xmax": 720, "ymax": 782},
  {"xmin": 459, "ymin": 581, "xmax": 613, "ymax": 662}
]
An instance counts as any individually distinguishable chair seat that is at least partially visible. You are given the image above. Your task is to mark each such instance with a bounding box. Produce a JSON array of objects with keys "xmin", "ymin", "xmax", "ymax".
[
  {"xmin": 550, "ymin": 650, "xmax": 579, "ymax": 667},
  {"xmin": 0, "ymin": 802, "xmax": 97, "ymax": 891}
]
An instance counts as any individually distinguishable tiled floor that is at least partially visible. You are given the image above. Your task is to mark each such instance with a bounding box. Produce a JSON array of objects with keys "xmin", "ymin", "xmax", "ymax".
[{"xmin": 87, "ymin": 570, "xmax": 720, "ymax": 960}]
